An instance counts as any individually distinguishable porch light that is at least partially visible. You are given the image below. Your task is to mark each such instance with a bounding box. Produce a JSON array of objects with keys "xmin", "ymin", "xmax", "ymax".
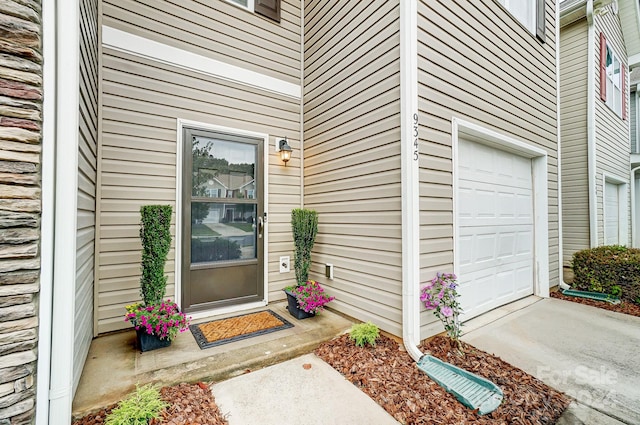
[{"xmin": 277, "ymin": 138, "xmax": 292, "ymax": 166}]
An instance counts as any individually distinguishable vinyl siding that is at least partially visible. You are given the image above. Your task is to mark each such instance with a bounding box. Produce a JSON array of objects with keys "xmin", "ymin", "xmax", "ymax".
[
  {"xmin": 74, "ymin": 0, "xmax": 98, "ymax": 394},
  {"xmin": 417, "ymin": 0, "xmax": 559, "ymax": 338},
  {"xmin": 594, "ymin": 12, "xmax": 631, "ymax": 245},
  {"xmin": 631, "ymin": 90, "xmax": 637, "ymax": 153},
  {"xmin": 97, "ymin": 1, "xmax": 302, "ymax": 334},
  {"xmin": 101, "ymin": 0, "xmax": 301, "ymax": 85},
  {"xmin": 560, "ymin": 19, "xmax": 589, "ymax": 268},
  {"xmin": 303, "ymin": 0, "xmax": 403, "ymax": 336}
]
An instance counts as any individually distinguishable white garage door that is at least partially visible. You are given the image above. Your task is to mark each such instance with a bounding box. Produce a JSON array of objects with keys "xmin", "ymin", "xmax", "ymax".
[
  {"xmin": 605, "ymin": 181, "xmax": 620, "ymax": 245},
  {"xmin": 457, "ymin": 139, "xmax": 534, "ymax": 320}
]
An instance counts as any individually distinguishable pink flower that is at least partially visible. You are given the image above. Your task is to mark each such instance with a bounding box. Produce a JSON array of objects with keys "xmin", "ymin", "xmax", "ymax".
[{"xmin": 441, "ymin": 306, "xmax": 453, "ymax": 317}]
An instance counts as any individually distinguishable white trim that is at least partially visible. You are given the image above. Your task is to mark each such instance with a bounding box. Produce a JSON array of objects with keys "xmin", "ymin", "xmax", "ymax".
[
  {"xmin": 635, "ymin": 91, "xmax": 640, "ymax": 153},
  {"xmin": 49, "ymin": 0, "xmax": 80, "ymax": 422},
  {"xmin": 587, "ymin": 0, "xmax": 599, "ymax": 247},
  {"xmin": 102, "ymin": 26, "xmax": 301, "ymax": 99},
  {"xmin": 36, "ymin": 0, "xmax": 56, "ymax": 422},
  {"xmin": 632, "ymin": 166, "xmax": 640, "ymax": 247},
  {"xmin": 452, "ymin": 118, "xmax": 550, "ymax": 302},
  {"xmin": 223, "ymin": 0, "xmax": 255, "ymax": 13},
  {"xmin": 602, "ymin": 172, "xmax": 629, "ymax": 245},
  {"xmin": 175, "ymin": 119, "xmax": 269, "ymax": 316},
  {"xmin": 630, "ymin": 53, "xmax": 640, "ymax": 68},
  {"xmin": 400, "ymin": 0, "xmax": 422, "ymax": 362}
]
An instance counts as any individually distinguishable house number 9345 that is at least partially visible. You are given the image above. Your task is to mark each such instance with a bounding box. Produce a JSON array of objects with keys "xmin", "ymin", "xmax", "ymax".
[{"xmin": 413, "ymin": 113, "xmax": 419, "ymax": 161}]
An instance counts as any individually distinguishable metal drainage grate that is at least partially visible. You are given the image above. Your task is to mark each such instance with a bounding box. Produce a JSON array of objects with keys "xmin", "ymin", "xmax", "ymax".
[{"xmin": 417, "ymin": 355, "xmax": 503, "ymax": 415}]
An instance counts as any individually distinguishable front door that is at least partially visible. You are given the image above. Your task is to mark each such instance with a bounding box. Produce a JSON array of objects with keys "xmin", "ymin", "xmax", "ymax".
[{"xmin": 182, "ymin": 127, "xmax": 264, "ymax": 312}]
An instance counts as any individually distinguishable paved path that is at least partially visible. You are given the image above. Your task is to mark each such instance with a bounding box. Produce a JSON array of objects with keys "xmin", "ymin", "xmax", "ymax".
[{"xmin": 463, "ymin": 297, "xmax": 640, "ymax": 425}]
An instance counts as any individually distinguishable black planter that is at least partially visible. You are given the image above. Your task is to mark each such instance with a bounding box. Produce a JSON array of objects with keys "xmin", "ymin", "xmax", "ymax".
[
  {"xmin": 284, "ymin": 289, "xmax": 315, "ymax": 320},
  {"xmin": 136, "ymin": 329, "xmax": 171, "ymax": 352}
]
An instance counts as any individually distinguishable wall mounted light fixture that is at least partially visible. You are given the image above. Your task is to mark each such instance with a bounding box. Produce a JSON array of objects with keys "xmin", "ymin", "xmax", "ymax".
[{"xmin": 277, "ymin": 138, "xmax": 292, "ymax": 166}]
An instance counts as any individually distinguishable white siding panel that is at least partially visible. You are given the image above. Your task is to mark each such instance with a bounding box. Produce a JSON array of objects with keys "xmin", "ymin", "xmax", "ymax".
[
  {"xmin": 560, "ymin": 19, "xmax": 590, "ymax": 268},
  {"xmin": 74, "ymin": 0, "xmax": 98, "ymax": 396},
  {"xmin": 303, "ymin": 0, "xmax": 402, "ymax": 336}
]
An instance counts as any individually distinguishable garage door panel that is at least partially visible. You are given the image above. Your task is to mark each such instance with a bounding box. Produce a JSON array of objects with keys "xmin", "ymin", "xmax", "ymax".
[
  {"xmin": 457, "ymin": 139, "xmax": 535, "ymax": 321},
  {"xmin": 605, "ymin": 181, "xmax": 619, "ymax": 245}
]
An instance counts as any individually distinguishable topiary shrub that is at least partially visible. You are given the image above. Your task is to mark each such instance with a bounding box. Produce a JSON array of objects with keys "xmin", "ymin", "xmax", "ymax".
[
  {"xmin": 140, "ymin": 205, "xmax": 172, "ymax": 306},
  {"xmin": 571, "ymin": 245, "xmax": 640, "ymax": 304},
  {"xmin": 291, "ymin": 208, "xmax": 318, "ymax": 285}
]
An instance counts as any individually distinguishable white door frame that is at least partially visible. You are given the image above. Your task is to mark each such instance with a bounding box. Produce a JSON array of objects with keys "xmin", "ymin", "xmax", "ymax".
[
  {"xmin": 452, "ymin": 118, "xmax": 550, "ymax": 299},
  {"xmin": 176, "ymin": 119, "xmax": 269, "ymax": 320},
  {"xmin": 602, "ymin": 172, "xmax": 629, "ymax": 246}
]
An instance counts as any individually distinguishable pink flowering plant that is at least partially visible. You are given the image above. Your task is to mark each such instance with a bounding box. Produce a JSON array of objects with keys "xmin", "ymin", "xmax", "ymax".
[
  {"xmin": 420, "ymin": 273, "xmax": 462, "ymax": 341},
  {"xmin": 286, "ymin": 280, "xmax": 335, "ymax": 314},
  {"xmin": 125, "ymin": 300, "xmax": 190, "ymax": 341}
]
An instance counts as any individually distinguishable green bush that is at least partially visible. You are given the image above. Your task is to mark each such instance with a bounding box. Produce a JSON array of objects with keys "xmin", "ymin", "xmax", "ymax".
[
  {"xmin": 571, "ymin": 245, "xmax": 640, "ymax": 304},
  {"xmin": 105, "ymin": 384, "xmax": 168, "ymax": 425},
  {"xmin": 291, "ymin": 208, "xmax": 318, "ymax": 285},
  {"xmin": 191, "ymin": 237, "xmax": 242, "ymax": 262},
  {"xmin": 349, "ymin": 322, "xmax": 380, "ymax": 347},
  {"xmin": 140, "ymin": 205, "xmax": 172, "ymax": 306}
]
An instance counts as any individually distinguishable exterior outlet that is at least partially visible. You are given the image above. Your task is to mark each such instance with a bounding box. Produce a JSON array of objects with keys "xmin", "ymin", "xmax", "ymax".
[
  {"xmin": 325, "ymin": 263, "xmax": 334, "ymax": 280},
  {"xmin": 279, "ymin": 256, "xmax": 290, "ymax": 273}
]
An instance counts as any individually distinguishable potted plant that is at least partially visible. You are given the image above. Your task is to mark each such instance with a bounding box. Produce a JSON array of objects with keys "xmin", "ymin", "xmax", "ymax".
[
  {"xmin": 125, "ymin": 205, "xmax": 190, "ymax": 351},
  {"xmin": 283, "ymin": 208, "xmax": 334, "ymax": 318}
]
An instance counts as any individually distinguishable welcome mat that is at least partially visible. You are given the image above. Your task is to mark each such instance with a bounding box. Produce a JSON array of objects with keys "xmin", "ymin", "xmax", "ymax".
[{"xmin": 190, "ymin": 310, "xmax": 293, "ymax": 349}]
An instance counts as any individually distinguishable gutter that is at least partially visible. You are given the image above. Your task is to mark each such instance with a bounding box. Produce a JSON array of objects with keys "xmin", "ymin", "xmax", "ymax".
[{"xmin": 399, "ymin": 0, "xmax": 423, "ymax": 362}]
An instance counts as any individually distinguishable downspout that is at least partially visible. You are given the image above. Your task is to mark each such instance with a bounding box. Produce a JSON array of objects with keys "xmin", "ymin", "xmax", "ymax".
[
  {"xmin": 36, "ymin": 0, "xmax": 55, "ymax": 422},
  {"xmin": 400, "ymin": 0, "xmax": 423, "ymax": 362},
  {"xmin": 557, "ymin": 0, "xmax": 571, "ymax": 290},
  {"xmin": 49, "ymin": 0, "xmax": 80, "ymax": 422},
  {"xmin": 631, "ymin": 166, "xmax": 640, "ymax": 247},
  {"xmin": 587, "ymin": 0, "xmax": 599, "ymax": 248}
]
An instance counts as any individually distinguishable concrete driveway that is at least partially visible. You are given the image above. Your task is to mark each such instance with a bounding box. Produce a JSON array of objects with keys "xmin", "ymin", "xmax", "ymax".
[{"xmin": 463, "ymin": 297, "xmax": 640, "ymax": 425}]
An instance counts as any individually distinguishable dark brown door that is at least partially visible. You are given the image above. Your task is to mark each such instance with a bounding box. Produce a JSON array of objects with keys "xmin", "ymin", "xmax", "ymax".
[{"xmin": 182, "ymin": 128, "xmax": 264, "ymax": 312}]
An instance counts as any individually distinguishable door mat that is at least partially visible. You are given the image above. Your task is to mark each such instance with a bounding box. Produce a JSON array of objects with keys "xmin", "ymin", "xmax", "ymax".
[{"xmin": 190, "ymin": 310, "xmax": 293, "ymax": 349}]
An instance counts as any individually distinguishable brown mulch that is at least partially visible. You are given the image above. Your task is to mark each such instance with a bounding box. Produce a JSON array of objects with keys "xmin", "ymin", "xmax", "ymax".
[
  {"xmin": 550, "ymin": 290, "xmax": 640, "ymax": 317},
  {"xmin": 72, "ymin": 383, "xmax": 228, "ymax": 425},
  {"xmin": 315, "ymin": 334, "xmax": 570, "ymax": 425}
]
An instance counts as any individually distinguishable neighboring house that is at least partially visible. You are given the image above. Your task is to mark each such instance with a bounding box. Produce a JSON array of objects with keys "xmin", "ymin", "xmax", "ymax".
[
  {"xmin": 559, "ymin": 0, "xmax": 640, "ymax": 281},
  {"xmin": 630, "ymin": 67, "xmax": 640, "ymax": 245},
  {"xmin": 0, "ymin": 0, "xmax": 562, "ymax": 423}
]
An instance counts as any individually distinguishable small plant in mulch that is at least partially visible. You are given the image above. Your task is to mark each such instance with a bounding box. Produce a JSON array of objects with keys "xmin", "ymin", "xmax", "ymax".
[
  {"xmin": 349, "ymin": 321, "xmax": 380, "ymax": 347},
  {"xmin": 105, "ymin": 384, "xmax": 167, "ymax": 425}
]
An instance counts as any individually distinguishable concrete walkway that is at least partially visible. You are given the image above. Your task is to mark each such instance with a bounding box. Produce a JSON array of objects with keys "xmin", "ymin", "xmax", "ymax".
[
  {"xmin": 463, "ymin": 297, "xmax": 640, "ymax": 425},
  {"xmin": 212, "ymin": 354, "xmax": 400, "ymax": 425}
]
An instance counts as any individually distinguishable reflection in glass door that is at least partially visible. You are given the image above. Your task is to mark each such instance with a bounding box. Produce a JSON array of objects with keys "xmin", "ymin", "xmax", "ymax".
[{"xmin": 182, "ymin": 128, "xmax": 264, "ymax": 312}]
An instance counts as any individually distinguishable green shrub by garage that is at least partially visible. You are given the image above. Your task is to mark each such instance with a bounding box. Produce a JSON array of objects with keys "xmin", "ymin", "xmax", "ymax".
[{"xmin": 571, "ymin": 245, "xmax": 640, "ymax": 305}]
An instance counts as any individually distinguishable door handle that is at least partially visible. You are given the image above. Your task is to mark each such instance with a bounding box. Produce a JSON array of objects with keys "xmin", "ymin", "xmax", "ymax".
[{"xmin": 257, "ymin": 216, "xmax": 264, "ymax": 239}]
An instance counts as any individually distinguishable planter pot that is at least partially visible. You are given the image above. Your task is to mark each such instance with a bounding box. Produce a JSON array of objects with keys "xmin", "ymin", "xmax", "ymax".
[
  {"xmin": 284, "ymin": 289, "xmax": 315, "ymax": 320},
  {"xmin": 136, "ymin": 329, "xmax": 171, "ymax": 352}
]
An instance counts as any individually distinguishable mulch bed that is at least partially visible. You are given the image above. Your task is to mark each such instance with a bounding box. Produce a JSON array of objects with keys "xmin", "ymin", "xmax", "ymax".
[
  {"xmin": 315, "ymin": 334, "xmax": 570, "ymax": 424},
  {"xmin": 72, "ymin": 383, "xmax": 228, "ymax": 425},
  {"xmin": 550, "ymin": 290, "xmax": 640, "ymax": 317}
]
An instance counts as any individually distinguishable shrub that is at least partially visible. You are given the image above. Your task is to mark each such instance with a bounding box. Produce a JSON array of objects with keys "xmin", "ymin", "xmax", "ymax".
[
  {"xmin": 571, "ymin": 245, "xmax": 640, "ymax": 304},
  {"xmin": 349, "ymin": 322, "xmax": 380, "ymax": 347},
  {"xmin": 140, "ymin": 205, "xmax": 172, "ymax": 306},
  {"xmin": 191, "ymin": 237, "xmax": 241, "ymax": 262},
  {"xmin": 291, "ymin": 208, "xmax": 318, "ymax": 285},
  {"xmin": 105, "ymin": 384, "xmax": 168, "ymax": 425}
]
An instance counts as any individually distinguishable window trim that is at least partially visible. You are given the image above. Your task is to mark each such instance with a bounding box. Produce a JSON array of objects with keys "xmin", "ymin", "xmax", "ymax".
[
  {"xmin": 223, "ymin": 0, "xmax": 255, "ymax": 13},
  {"xmin": 604, "ymin": 42, "xmax": 624, "ymax": 118}
]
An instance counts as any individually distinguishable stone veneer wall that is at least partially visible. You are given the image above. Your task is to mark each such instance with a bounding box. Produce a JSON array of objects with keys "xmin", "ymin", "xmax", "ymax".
[{"xmin": 0, "ymin": 1, "xmax": 42, "ymax": 424}]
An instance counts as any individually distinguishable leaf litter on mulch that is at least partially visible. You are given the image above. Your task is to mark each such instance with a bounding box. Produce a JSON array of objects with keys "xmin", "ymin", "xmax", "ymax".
[{"xmin": 315, "ymin": 334, "xmax": 570, "ymax": 425}]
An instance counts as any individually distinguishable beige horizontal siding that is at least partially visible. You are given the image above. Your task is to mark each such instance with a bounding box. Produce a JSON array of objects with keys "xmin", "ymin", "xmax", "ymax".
[
  {"xmin": 303, "ymin": 0, "xmax": 402, "ymax": 336},
  {"xmin": 74, "ymin": 0, "xmax": 98, "ymax": 395},
  {"xmin": 560, "ymin": 19, "xmax": 589, "ymax": 268},
  {"xmin": 594, "ymin": 12, "xmax": 631, "ymax": 246},
  {"xmin": 102, "ymin": 0, "xmax": 301, "ymax": 85},
  {"xmin": 97, "ymin": 48, "xmax": 301, "ymax": 334},
  {"xmin": 418, "ymin": 0, "xmax": 559, "ymax": 339}
]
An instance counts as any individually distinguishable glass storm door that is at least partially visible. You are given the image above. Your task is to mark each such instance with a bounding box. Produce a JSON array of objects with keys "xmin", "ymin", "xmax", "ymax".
[{"xmin": 182, "ymin": 128, "xmax": 264, "ymax": 312}]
